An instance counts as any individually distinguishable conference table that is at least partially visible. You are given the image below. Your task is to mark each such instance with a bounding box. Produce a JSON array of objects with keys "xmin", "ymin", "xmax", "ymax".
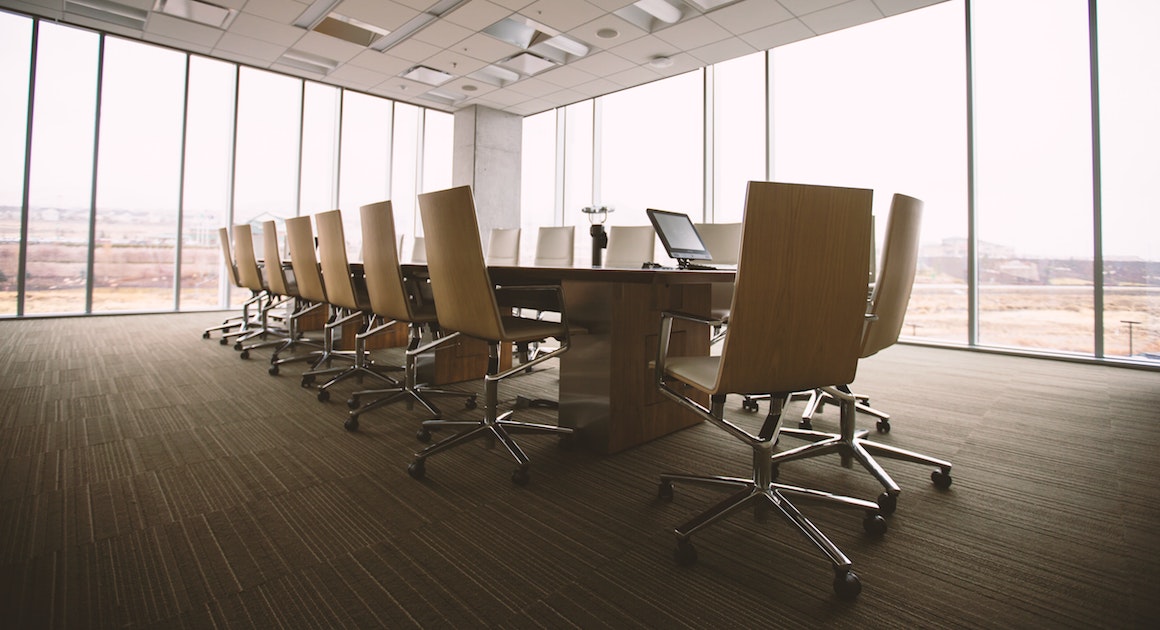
[{"xmin": 406, "ymin": 263, "xmax": 735, "ymax": 455}]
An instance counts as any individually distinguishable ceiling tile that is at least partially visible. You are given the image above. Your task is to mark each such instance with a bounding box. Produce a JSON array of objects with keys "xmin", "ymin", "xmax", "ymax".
[
  {"xmin": 799, "ymin": 0, "xmax": 883, "ymax": 35},
  {"xmin": 519, "ymin": 0, "xmax": 605, "ymax": 33},
  {"xmin": 214, "ymin": 31, "xmax": 287, "ymax": 63},
  {"xmin": 739, "ymin": 17, "xmax": 815, "ymax": 50},
  {"xmin": 452, "ymin": 31, "xmax": 522, "ymax": 63},
  {"xmin": 653, "ymin": 15, "xmax": 731, "ymax": 50},
  {"xmin": 705, "ymin": 0, "xmax": 793, "ymax": 35},
  {"xmin": 334, "ymin": 0, "xmax": 417, "ymax": 32},
  {"xmin": 443, "ymin": 0, "xmax": 513, "ymax": 31},
  {"xmin": 688, "ymin": 36, "xmax": 757, "ymax": 65},
  {"xmin": 228, "ymin": 11, "xmax": 302, "ymax": 47},
  {"xmin": 410, "ymin": 16, "xmax": 474, "ymax": 47},
  {"xmin": 243, "ymin": 0, "xmax": 307, "ymax": 23},
  {"xmin": 145, "ymin": 12, "xmax": 223, "ymax": 47}
]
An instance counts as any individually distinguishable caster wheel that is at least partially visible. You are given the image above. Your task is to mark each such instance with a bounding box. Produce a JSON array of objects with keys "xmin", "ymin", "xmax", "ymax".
[
  {"xmin": 202, "ymin": 331, "xmax": 210, "ymax": 339},
  {"xmin": 416, "ymin": 428, "xmax": 432, "ymax": 443},
  {"xmin": 675, "ymin": 540, "xmax": 697, "ymax": 566},
  {"xmin": 876, "ymin": 492, "xmax": 898, "ymax": 516},
  {"xmin": 268, "ymin": 365, "xmax": 279, "ymax": 376},
  {"xmin": 344, "ymin": 416, "xmax": 359, "ymax": 432},
  {"xmin": 317, "ymin": 389, "xmax": 330, "ymax": 403},
  {"xmin": 407, "ymin": 460, "xmax": 426, "ymax": 480},
  {"xmin": 799, "ymin": 419, "xmax": 813, "ymax": 430},
  {"xmin": 658, "ymin": 481, "xmax": 673, "ymax": 501},
  {"xmin": 877, "ymin": 420, "xmax": 891, "ymax": 433},
  {"xmin": 233, "ymin": 343, "xmax": 242, "ymax": 351},
  {"xmin": 465, "ymin": 396, "xmax": 477, "ymax": 410},
  {"xmin": 511, "ymin": 467, "xmax": 530, "ymax": 486},
  {"xmin": 301, "ymin": 375, "xmax": 315, "ymax": 388},
  {"xmin": 863, "ymin": 513, "xmax": 888, "ymax": 537},
  {"xmin": 219, "ymin": 338, "xmax": 228, "ymax": 346},
  {"xmin": 742, "ymin": 399, "xmax": 758, "ymax": 412},
  {"xmin": 833, "ymin": 570, "xmax": 862, "ymax": 600},
  {"xmin": 932, "ymin": 468, "xmax": 953, "ymax": 489},
  {"xmin": 239, "ymin": 350, "xmax": 250, "ymax": 360},
  {"xmin": 347, "ymin": 397, "xmax": 359, "ymax": 410}
]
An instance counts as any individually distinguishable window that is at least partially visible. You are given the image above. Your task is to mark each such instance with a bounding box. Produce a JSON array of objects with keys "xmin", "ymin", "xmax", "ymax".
[
  {"xmin": 92, "ymin": 38, "xmax": 186, "ymax": 312},
  {"xmin": 521, "ymin": 110, "xmax": 557, "ymax": 264},
  {"xmin": 0, "ymin": 11, "xmax": 32, "ymax": 315},
  {"xmin": 771, "ymin": 1, "xmax": 968, "ymax": 344},
  {"xmin": 972, "ymin": 0, "xmax": 1094, "ymax": 354},
  {"xmin": 1097, "ymin": 0, "xmax": 1160, "ymax": 361},
  {"xmin": 180, "ymin": 56, "xmax": 236, "ymax": 310},
  {"xmin": 24, "ymin": 22, "xmax": 99, "ymax": 315},
  {"xmin": 713, "ymin": 51, "xmax": 766, "ymax": 224},
  {"xmin": 338, "ymin": 91, "xmax": 392, "ymax": 256}
]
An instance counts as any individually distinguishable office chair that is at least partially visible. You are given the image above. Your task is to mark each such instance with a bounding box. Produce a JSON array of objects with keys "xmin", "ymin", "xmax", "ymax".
[
  {"xmin": 280, "ymin": 215, "xmax": 355, "ymax": 381},
  {"xmin": 242, "ymin": 220, "xmax": 326, "ymax": 369},
  {"xmin": 410, "ymin": 235, "xmax": 427, "ymax": 263},
  {"xmin": 694, "ymin": 222, "xmax": 741, "ymax": 344},
  {"xmin": 227, "ymin": 223, "xmax": 287, "ymax": 349},
  {"xmin": 300, "ymin": 209, "xmax": 399, "ymax": 402},
  {"xmin": 486, "ymin": 227, "xmax": 521, "ymax": 266},
  {"xmin": 533, "ymin": 226, "xmax": 575, "ymax": 267},
  {"xmin": 655, "ymin": 181, "xmax": 886, "ymax": 600},
  {"xmin": 770, "ymin": 194, "xmax": 953, "ymax": 515},
  {"xmin": 203, "ymin": 227, "xmax": 263, "ymax": 343},
  {"xmin": 603, "ymin": 225, "xmax": 655, "ymax": 268},
  {"xmin": 409, "ymin": 185, "xmax": 574, "ymax": 485},
  {"xmin": 344, "ymin": 200, "xmax": 477, "ymax": 431}
]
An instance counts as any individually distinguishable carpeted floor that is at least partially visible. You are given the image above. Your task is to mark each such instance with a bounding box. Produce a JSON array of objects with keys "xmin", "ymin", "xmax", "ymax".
[{"xmin": 1, "ymin": 312, "xmax": 1158, "ymax": 628}]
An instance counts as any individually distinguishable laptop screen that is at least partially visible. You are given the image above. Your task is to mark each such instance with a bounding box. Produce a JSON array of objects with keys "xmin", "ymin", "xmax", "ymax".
[{"xmin": 646, "ymin": 208, "xmax": 713, "ymax": 264}]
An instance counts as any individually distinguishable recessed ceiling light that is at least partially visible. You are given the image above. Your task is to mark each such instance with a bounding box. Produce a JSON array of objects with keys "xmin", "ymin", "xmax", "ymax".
[
  {"xmin": 153, "ymin": 0, "xmax": 237, "ymax": 29},
  {"xmin": 462, "ymin": 84, "xmax": 478, "ymax": 92},
  {"xmin": 402, "ymin": 65, "xmax": 455, "ymax": 87},
  {"xmin": 649, "ymin": 56, "xmax": 674, "ymax": 69},
  {"xmin": 596, "ymin": 28, "xmax": 619, "ymax": 39},
  {"xmin": 499, "ymin": 53, "xmax": 557, "ymax": 77}
]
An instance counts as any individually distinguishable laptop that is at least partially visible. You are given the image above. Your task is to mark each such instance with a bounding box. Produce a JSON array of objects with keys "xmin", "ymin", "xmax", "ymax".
[{"xmin": 646, "ymin": 208, "xmax": 716, "ymax": 270}]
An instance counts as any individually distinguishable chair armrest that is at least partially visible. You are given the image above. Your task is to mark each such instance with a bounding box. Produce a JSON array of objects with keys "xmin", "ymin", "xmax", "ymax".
[{"xmin": 661, "ymin": 310, "xmax": 724, "ymax": 328}]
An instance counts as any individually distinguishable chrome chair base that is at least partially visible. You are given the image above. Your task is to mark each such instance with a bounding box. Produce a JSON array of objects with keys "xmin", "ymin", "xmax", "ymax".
[
  {"xmin": 773, "ymin": 387, "xmax": 953, "ymax": 515},
  {"xmin": 407, "ymin": 337, "xmax": 572, "ymax": 485}
]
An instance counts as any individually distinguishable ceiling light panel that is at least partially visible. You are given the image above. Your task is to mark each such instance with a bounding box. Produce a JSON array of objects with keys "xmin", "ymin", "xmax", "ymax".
[
  {"xmin": 402, "ymin": 65, "xmax": 455, "ymax": 86},
  {"xmin": 313, "ymin": 14, "xmax": 390, "ymax": 47},
  {"xmin": 65, "ymin": 0, "xmax": 149, "ymax": 30},
  {"xmin": 499, "ymin": 52, "xmax": 557, "ymax": 77},
  {"xmin": 153, "ymin": 0, "xmax": 237, "ymax": 29}
]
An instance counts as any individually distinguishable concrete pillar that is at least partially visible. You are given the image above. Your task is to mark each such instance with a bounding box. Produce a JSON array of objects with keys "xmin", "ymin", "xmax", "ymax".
[{"xmin": 453, "ymin": 106, "xmax": 522, "ymax": 245}]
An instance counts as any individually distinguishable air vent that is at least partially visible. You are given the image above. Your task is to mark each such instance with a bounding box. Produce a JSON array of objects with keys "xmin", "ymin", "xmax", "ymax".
[
  {"xmin": 152, "ymin": 0, "xmax": 237, "ymax": 29},
  {"xmin": 402, "ymin": 65, "xmax": 454, "ymax": 87}
]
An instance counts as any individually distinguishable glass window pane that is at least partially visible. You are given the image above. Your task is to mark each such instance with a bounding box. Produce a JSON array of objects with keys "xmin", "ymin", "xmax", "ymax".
[
  {"xmin": 390, "ymin": 102, "xmax": 420, "ymax": 255},
  {"xmin": 771, "ymin": 1, "xmax": 968, "ymax": 344},
  {"xmin": 25, "ymin": 22, "xmax": 99, "ymax": 315},
  {"xmin": 1097, "ymin": 0, "xmax": 1160, "ymax": 363},
  {"xmin": 972, "ymin": 0, "xmax": 1094, "ymax": 355},
  {"xmin": 339, "ymin": 91, "xmax": 392, "ymax": 257},
  {"xmin": 234, "ymin": 68, "xmax": 301, "ymax": 226},
  {"xmin": 562, "ymin": 101, "xmax": 593, "ymax": 266},
  {"xmin": 92, "ymin": 38, "xmax": 186, "ymax": 312},
  {"xmin": 521, "ymin": 110, "xmax": 556, "ymax": 265},
  {"xmin": 181, "ymin": 56, "xmax": 235, "ymax": 310},
  {"xmin": 0, "ymin": 11, "xmax": 32, "ymax": 316},
  {"xmin": 713, "ymin": 51, "xmax": 765, "ymax": 224},
  {"xmin": 300, "ymin": 82, "xmax": 340, "ymax": 219},
  {"xmin": 599, "ymin": 72, "xmax": 704, "ymax": 226}
]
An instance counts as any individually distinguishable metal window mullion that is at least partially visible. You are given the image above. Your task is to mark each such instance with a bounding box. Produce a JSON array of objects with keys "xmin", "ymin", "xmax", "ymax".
[
  {"xmin": 1088, "ymin": 0, "xmax": 1105, "ymax": 358},
  {"xmin": 591, "ymin": 100, "xmax": 602, "ymax": 210},
  {"xmin": 16, "ymin": 20, "xmax": 39, "ymax": 317},
  {"xmin": 295, "ymin": 80, "xmax": 306, "ymax": 218},
  {"xmin": 964, "ymin": 0, "xmax": 979, "ymax": 347},
  {"xmin": 554, "ymin": 108, "xmax": 565, "ymax": 225},
  {"xmin": 702, "ymin": 66, "xmax": 714, "ymax": 223},
  {"xmin": 174, "ymin": 54, "xmax": 190, "ymax": 311},
  {"xmin": 224, "ymin": 66, "xmax": 240, "ymax": 308},
  {"xmin": 85, "ymin": 35, "xmax": 106, "ymax": 315},
  {"xmin": 334, "ymin": 90, "xmax": 344, "ymax": 211}
]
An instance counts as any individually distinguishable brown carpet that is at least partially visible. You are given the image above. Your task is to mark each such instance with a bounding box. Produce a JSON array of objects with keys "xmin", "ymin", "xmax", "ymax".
[{"xmin": 1, "ymin": 312, "xmax": 1158, "ymax": 628}]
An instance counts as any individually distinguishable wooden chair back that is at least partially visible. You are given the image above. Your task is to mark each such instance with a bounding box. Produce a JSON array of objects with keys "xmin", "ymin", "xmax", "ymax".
[
  {"xmin": 360, "ymin": 201, "xmax": 415, "ymax": 322},
  {"xmin": 604, "ymin": 225, "xmax": 655, "ymax": 268},
  {"xmin": 232, "ymin": 223, "xmax": 265, "ymax": 293},
  {"xmin": 417, "ymin": 186, "xmax": 506, "ymax": 341},
  {"xmin": 217, "ymin": 227, "xmax": 242, "ymax": 288},
  {"xmin": 260, "ymin": 221, "xmax": 290, "ymax": 296},
  {"xmin": 486, "ymin": 227, "xmax": 521, "ymax": 265},
  {"xmin": 534, "ymin": 226, "xmax": 575, "ymax": 267},
  {"xmin": 862, "ymin": 193, "xmax": 923, "ymax": 358},
  {"xmin": 285, "ymin": 215, "xmax": 327, "ymax": 305},
  {"xmin": 314, "ymin": 210, "xmax": 360, "ymax": 311},
  {"xmin": 715, "ymin": 181, "xmax": 873, "ymax": 395}
]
